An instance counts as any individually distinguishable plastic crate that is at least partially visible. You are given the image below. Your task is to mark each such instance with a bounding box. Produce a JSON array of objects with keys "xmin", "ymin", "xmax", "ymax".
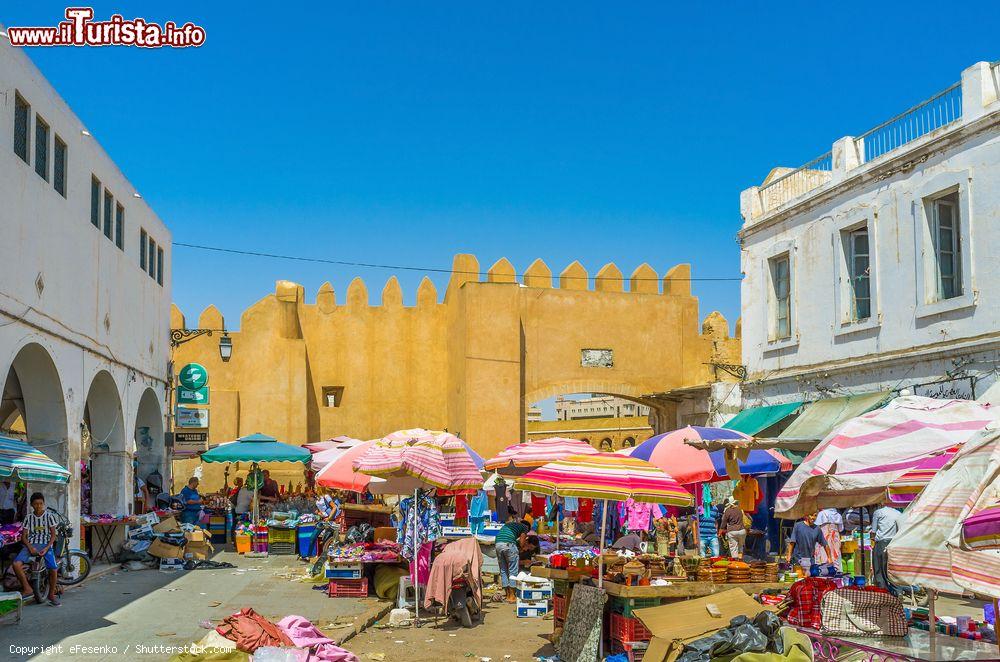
[
  {"xmin": 269, "ymin": 541, "xmax": 295, "ymax": 556},
  {"xmin": 268, "ymin": 527, "xmax": 296, "ymax": 543},
  {"xmin": 516, "ymin": 586, "xmax": 552, "ymax": 601},
  {"xmin": 611, "ymin": 639, "xmax": 648, "ymax": 662},
  {"xmin": 553, "ymin": 578, "xmax": 571, "ymax": 595},
  {"xmin": 325, "ymin": 563, "xmax": 363, "ymax": 579},
  {"xmin": 516, "ymin": 604, "xmax": 548, "ymax": 618},
  {"xmin": 609, "ymin": 612, "xmax": 652, "ymax": 642},
  {"xmin": 553, "ymin": 594, "xmax": 567, "ymax": 621},
  {"xmin": 327, "ymin": 578, "xmax": 368, "ymax": 598},
  {"xmin": 608, "ymin": 595, "xmax": 662, "ymax": 617}
]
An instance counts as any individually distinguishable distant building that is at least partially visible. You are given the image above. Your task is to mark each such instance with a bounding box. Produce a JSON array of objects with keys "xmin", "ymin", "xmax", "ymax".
[
  {"xmin": 526, "ymin": 415, "xmax": 654, "ymax": 451},
  {"xmin": 0, "ymin": 39, "xmax": 172, "ymax": 534},
  {"xmin": 739, "ymin": 61, "xmax": 1000, "ymax": 408},
  {"xmin": 554, "ymin": 394, "xmax": 650, "ymax": 420},
  {"xmin": 526, "ymin": 406, "xmax": 542, "ymax": 422}
]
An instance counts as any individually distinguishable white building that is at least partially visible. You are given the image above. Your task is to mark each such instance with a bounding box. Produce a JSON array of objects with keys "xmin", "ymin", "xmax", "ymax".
[
  {"xmin": 554, "ymin": 394, "xmax": 650, "ymax": 420},
  {"xmin": 739, "ymin": 61, "xmax": 1000, "ymax": 412},
  {"xmin": 0, "ymin": 38, "xmax": 171, "ymax": 534}
]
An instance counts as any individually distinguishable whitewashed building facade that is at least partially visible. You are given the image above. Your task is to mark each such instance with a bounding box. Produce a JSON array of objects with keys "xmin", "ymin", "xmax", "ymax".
[
  {"xmin": 0, "ymin": 38, "xmax": 172, "ymax": 534},
  {"xmin": 740, "ymin": 61, "xmax": 1000, "ymax": 407}
]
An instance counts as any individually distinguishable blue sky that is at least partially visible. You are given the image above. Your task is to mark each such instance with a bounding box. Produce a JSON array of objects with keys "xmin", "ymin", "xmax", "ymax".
[{"xmin": 7, "ymin": 2, "xmax": 999, "ymax": 335}]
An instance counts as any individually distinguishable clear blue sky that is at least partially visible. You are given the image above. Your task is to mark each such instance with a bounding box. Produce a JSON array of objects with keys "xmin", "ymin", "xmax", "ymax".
[{"xmin": 7, "ymin": 2, "xmax": 999, "ymax": 332}]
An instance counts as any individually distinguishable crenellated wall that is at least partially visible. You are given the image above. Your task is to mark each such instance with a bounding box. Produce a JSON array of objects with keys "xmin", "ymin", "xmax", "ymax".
[{"xmin": 171, "ymin": 255, "xmax": 740, "ymax": 458}]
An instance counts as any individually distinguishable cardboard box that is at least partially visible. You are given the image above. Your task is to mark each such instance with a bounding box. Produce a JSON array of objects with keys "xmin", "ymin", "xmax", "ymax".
[
  {"xmin": 634, "ymin": 588, "xmax": 774, "ymax": 662},
  {"xmin": 185, "ymin": 528, "xmax": 206, "ymax": 543},
  {"xmin": 153, "ymin": 517, "xmax": 179, "ymax": 533},
  {"xmin": 184, "ymin": 541, "xmax": 214, "ymax": 561},
  {"xmin": 373, "ymin": 526, "xmax": 397, "ymax": 543},
  {"xmin": 147, "ymin": 538, "xmax": 185, "ymax": 559}
]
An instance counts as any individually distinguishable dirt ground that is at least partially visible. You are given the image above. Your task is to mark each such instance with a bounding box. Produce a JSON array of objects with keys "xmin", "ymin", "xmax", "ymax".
[{"xmin": 346, "ymin": 600, "xmax": 557, "ymax": 662}]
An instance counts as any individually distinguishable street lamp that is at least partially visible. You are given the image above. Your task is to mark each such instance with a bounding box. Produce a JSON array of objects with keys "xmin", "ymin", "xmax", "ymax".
[{"xmin": 219, "ymin": 334, "xmax": 233, "ymax": 362}]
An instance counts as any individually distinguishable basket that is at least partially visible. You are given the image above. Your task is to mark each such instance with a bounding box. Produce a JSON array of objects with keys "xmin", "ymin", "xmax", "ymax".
[
  {"xmin": 609, "ymin": 612, "xmax": 652, "ymax": 642},
  {"xmin": 608, "ymin": 596, "xmax": 661, "ymax": 618},
  {"xmin": 328, "ymin": 578, "xmax": 368, "ymax": 598}
]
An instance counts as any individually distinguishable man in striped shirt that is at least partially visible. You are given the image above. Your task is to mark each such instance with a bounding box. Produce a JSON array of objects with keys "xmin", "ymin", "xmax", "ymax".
[{"xmin": 12, "ymin": 492, "xmax": 60, "ymax": 605}]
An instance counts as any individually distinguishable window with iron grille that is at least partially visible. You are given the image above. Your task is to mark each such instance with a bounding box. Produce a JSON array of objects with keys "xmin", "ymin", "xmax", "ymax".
[
  {"xmin": 931, "ymin": 192, "xmax": 962, "ymax": 300},
  {"xmin": 769, "ymin": 253, "xmax": 791, "ymax": 340},
  {"xmin": 103, "ymin": 190, "xmax": 113, "ymax": 239},
  {"xmin": 14, "ymin": 93, "xmax": 29, "ymax": 164},
  {"xmin": 847, "ymin": 228, "xmax": 871, "ymax": 320},
  {"xmin": 140, "ymin": 228, "xmax": 147, "ymax": 270},
  {"xmin": 157, "ymin": 247, "xmax": 164, "ymax": 286},
  {"xmin": 148, "ymin": 236, "xmax": 156, "ymax": 280},
  {"xmin": 34, "ymin": 115, "xmax": 49, "ymax": 180},
  {"xmin": 90, "ymin": 176, "xmax": 101, "ymax": 227},
  {"xmin": 53, "ymin": 136, "xmax": 67, "ymax": 197},
  {"xmin": 115, "ymin": 203, "xmax": 124, "ymax": 249}
]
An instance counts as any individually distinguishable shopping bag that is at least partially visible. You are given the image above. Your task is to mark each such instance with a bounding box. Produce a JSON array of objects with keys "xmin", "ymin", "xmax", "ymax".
[{"xmin": 820, "ymin": 587, "xmax": 907, "ymax": 637}]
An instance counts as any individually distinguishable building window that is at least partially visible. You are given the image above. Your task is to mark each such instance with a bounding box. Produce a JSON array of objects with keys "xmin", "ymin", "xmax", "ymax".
[
  {"xmin": 34, "ymin": 115, "xmax": 49, "ymax": 180},
  {"xmin": 13, "ymin": 93, "xmax": 29, "ymax": 164},
  {"xmin": 115, "ymin": 203, "xmax": 124, "ymax": 249},
  {"xmin": 103, "ymin": 190, "xmax": 113, "ymax": 239},
  {"xmin": 139, "ymin": 228, "xmax": 147, "ymax": 270},
  {"xmin": 148, "ymin": 236, "xmax": 156, "ymax": 280},
  {"xmin": 931, "ymin": 192, "xmax": 962, "ymax": 300},
  {"xmin": 847, "ymin": 227, "xmax": 871, "ymax": 320},
  {"xmin": 156, "ymin": 247, "xmax": 163, "ymax": 286},
  {"xmin": 769, "ymin": 253, "xmax": 792, "ymax": 340},
  {"xmin": 90, "ymin": 176, "xmax": 101, "ymax": 227},
  {"xmin": 322, "ymin": 386, "xmax": 345, "ymax": 407},
  {"xmin": 53, "ymin": 136, "xmax": 67, "ymax": 197}
]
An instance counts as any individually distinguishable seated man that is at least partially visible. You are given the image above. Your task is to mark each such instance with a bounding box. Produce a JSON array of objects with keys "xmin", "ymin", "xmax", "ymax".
[{"xmin": 12, "ymin": 492, "xmax": 60, "ymax": 606}]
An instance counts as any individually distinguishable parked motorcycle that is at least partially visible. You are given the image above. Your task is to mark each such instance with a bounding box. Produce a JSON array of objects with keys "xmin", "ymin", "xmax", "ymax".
[
  {"xmin": 448, "ymin": 574, "xmax": 481, "ymax": 628},
  {"xmin": 30, "ymin": 508, "xmax": 91, "ymax": 599},
  {"xmin": 426, "ymin": 537, "xmax": 483, "ymax": 628}
]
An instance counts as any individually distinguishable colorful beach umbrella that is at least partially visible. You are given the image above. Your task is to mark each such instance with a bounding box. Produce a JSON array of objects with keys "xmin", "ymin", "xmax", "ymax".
[
  {"xmin": 311, "ymin": 437, "xmax": 365, "ymax": 472},
  {"xmin": 512, "ymin": 453, "xmax": 693, "ymax": 505},
  {"xmin": 483, "ymin": 437, "xmax": 599, "ymax": 475},
  {"xmin": 0, "ymin": 435, "xmax": 70, "ymax": 483},
  {"xmin": 887, "ymin": 447, "xmax": 958, "ymax": 505},
  {"xmin": 200, "ymin": 433, "xmax": 311, "ymax": 464},
  {"xmin": 353, "ymin": 428, "xmax": 483, "ymax": 494},
  {"xmin": 303, "ymin": 436, "xmax": 356, "ymax": 453},
  {"xmin": 628, "ymin": 426, "xmax": 748, "ymax": 484},
  {"xmin": 315, "ymin": 440, "xmax": 384, "ymax": 492}
]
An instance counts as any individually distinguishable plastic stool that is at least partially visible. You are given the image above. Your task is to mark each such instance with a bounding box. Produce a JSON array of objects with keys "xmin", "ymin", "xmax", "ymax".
[{"xmin": 397, "ymin": 576, "xmax": 417, "ymax": 609}]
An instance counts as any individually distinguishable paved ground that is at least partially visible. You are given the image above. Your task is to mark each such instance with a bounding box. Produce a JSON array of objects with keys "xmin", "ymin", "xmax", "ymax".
[
  {"xmin": 4, "ymin": 551, "xmax": 382, "ymax": 661},
  {"xmin": 347, "ymin": 599, "xmax": 556, "ymax": 662}
]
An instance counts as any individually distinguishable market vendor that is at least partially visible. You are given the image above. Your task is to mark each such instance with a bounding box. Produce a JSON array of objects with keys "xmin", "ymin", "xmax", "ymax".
[
  {"xmin": 179, "ymin": 477, "xmax": 203, "ymax": 525},
  {"xmin": 234, "ymin": 482, "xmax": 254, "ymax": 518},
  {"xmin": 786, "ymin": 512, "xmax": 832, "ymax": 574},
  {"xmin": 495, "ymin": 513, "xmax": 532, "ymax": 603},
  {"xmin": 719, "ymin": 497, "xmax": 747, "ymax": 559},
  {"xmin": 259, "ymin": 470, "xmax": 280, "ymax": 504},
  {"xmin": 316, "ymin": 489, "xmax": 346, "ymax": 529},
  {"xmin": 519, "ymin": 533, "xmax": 540, "ymax": 567}
]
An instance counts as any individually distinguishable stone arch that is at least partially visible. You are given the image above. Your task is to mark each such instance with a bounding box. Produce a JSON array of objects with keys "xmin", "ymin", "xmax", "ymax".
[
  {"xmin": 599, "ymin": 438, "xmax": 613, "ymax": 452},
  {"xmin": 1, "ymin": 342, "xmax": 70, "ymax": 510},
  {"xmin": 134, "ymin": 387, "xmax": 165, "ymax": 501},
  {"xmin": 85, "ymin": 370, "xmax": 127, "ymax": 515},
  {"xmin": 622, "ymin": 437, "xmax": 636, "ymax": 448}
]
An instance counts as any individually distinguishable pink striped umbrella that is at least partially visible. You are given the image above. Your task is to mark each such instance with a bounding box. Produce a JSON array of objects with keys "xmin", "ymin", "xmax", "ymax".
[
  {"xmin": 311, "ymin": 437, "xmax": 365, "ymax": 472},
  {"xmin": 353, "ymin": 428, "xmax": 483, "ymax": 495},
  {"xmin": 483, "ymin": 437, "xmax": 599, "ymax": 475},
  {"xmin": 315, "ymin": 440, "xmax": 384, "ymax": 492},
  {"xmin": 887, "ymin": 447, "xmax": 958, "ymax": 505}
]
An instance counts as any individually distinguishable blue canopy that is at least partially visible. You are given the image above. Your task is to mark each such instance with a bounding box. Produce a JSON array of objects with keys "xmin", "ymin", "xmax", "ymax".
[
  {"xmin": 200, "ymin": 433, "xmax": 310, "ymax": 464},
  {"xmin": 709, "ymin": 448, "xmax": 780, "ymax": 479}
]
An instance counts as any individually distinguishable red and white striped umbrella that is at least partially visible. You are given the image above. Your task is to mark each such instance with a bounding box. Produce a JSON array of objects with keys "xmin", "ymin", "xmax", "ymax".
[
  {"xmin": 483, "ymin": 437, "xmax": 598, "ymax": 475},
  {"xmin": 353, "ymin": 428, "xmax": 483, "ymax": 494}
]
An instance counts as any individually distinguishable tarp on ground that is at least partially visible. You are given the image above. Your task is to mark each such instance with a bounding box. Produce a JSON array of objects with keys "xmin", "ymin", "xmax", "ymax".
[
  {"xmin": 775, "ymin": 396, "xmax": 995, "ymax": 519},
  {"xmin": 722, "ymin": 401, "xmax": 805, "ymax": 436},
  {"xmin": 769, "ymin": 391, "xmax": 891, "ymax": 450},
  {"xmin": 889, "ymin": 423, "xmax": 1000, "ymax": 598}
]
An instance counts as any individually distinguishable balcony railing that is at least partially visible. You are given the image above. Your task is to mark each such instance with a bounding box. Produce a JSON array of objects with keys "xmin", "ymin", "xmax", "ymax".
[
  {"xmin": 855, "ymin": 83, "xmax": 962, "ymax": 162},
  {"xmin": 758, "ymin": 152, "xmax": 833, "ymax": 213}
]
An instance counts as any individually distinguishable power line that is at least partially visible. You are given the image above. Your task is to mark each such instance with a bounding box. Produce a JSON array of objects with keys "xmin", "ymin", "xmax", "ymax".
[{"xmin": 172, "ymin": 242, "xmax": 743, "ymax": 282}]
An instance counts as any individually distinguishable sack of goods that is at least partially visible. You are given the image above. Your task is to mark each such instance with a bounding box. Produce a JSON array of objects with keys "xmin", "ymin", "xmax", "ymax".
[{"xmin": 820, "ymin": 587, "xmax": 907, "ymax": 637}]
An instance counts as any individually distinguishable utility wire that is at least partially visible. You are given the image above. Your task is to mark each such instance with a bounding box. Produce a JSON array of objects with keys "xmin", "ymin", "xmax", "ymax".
[{"xmin": 173, "ymin": 242, "xmax": 742, "ymax": 282}]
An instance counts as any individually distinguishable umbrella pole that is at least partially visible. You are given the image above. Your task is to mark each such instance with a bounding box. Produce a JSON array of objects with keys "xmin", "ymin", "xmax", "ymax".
[
  {"xmin": 598, "ymin": 499, "xmax": 608, "ymax": 661},
  {"xmin": 413, "ymin": 487, "xmax": 419, "ymax": 629},
  {"xmin": 556, "ymin": 497, "xmax": 560, "ymax": 554},
  {"xmin": 929, "ymin": 589, "xmax": 937, "ymax": 660},
  {"xmin": 859, "ymin": 507, "xmax": 868, "ymax": 579}
]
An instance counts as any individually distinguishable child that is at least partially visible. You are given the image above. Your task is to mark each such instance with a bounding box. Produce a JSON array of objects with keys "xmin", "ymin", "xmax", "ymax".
[{"xmin": 12, "ymin": 492, "xmax": 60, "ymax": 606}]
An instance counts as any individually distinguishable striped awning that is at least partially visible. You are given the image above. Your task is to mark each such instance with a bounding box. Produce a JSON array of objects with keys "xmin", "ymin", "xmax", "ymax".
[{"xmin": 0, "ymin": 435, "xmax": 70, "ymax": 483}]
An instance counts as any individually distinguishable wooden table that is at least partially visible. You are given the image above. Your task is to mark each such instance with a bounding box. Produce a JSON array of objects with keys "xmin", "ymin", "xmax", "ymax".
[{"xmin": 601, "ymin": 579, "xmax": 791, "ymax": 599}]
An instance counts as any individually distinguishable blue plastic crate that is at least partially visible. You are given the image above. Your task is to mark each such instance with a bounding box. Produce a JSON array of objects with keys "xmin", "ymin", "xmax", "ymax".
[{"xmin": 325, "ymin": 563, "xmax": 363, "ymax": 579}]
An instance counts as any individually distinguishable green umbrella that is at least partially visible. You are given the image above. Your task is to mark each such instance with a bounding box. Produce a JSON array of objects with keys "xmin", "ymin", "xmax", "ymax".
[{"xmin": 200, "ymin": 433, "xmax": 310, "ymax": 464}]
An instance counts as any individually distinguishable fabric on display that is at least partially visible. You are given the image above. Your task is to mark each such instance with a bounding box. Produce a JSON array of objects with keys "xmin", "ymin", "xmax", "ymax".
[
  {"xmin": 397, "ymin": 492, "xmax": 441, "ymax": 560},
  {"xmin": 530, "ymin": 493, "xmax": 547, "ymax": 518},
  {"xmin": 733, "ymin": 476, "xmax": 761, "ymax": 514},
  {"xmin": 374, "ymin": 564, "xmax": 408, "ymax": 601},
  {"xmin": 494, "ymin": 481, "xmax": 510, "ymax": 522},
  {"xmin": 216, "ymin": 607, "xmax": 293, "ymax": 653},
  {"xmin": 469, "ymin": 490, "xmax": 489, "ymax": 534},
  {"xmin": 276, "ymin": 614, "xmax": 359, "ymax": 661},
  {"xmin": 576, "ymin": 498, "xmax": 593, "ymax": 523},
  {"xmin": 563, "ymin": 496, "xmax": 579, "ymax": 512}
]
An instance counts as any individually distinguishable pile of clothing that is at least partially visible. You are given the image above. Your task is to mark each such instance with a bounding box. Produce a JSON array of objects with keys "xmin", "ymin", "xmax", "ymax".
[
  {"xmin": 0, "ymin": 522, "xmax": 22, "ymax": 546},
  {"xmin": 82, "ymin": 513, "xmax": 135, "ymax": 524},
  {"xmin": 326, "ymin": 541, "xmax": 401, "ymax": 563},
  {"xmin": 171, "ymin": 608, "xmax": 359, "ymax": 662}
]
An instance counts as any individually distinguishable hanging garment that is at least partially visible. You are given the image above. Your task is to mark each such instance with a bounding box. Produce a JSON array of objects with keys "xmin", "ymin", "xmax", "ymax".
[
  {"xmin": 530, "ymin": 493, "xmax": 547, "ymax": 518},
  {"xmin": 733, "ymin": 476, "xmax": 761, "ymax": 514},
  {"xmin": 399, "ymin": 493, "xmax": 442, "ymax": 560},
  {"xmin": 576, "ymin": 498, "xmax": 594, "ymax": 523},
  {"xmin": 618, "ymin": 498, "xmax": 657, "ymax": 533},
  {"xmin": 454, "ymin": 494, "xmax": 469, "ymax": 526},
  {"xmin": 469, "ymin": 490, "xmax": 489, "ymax": 534},
  {"xmin": 563, "ymin": 496, "xmax": 579, "ymax": 513},
  {"xmin": 494, "ymin": 481, "xmax": 510, "ymax": 522}
]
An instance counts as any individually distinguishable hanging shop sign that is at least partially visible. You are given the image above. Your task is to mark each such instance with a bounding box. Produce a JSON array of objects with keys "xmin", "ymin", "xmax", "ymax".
[
  {"xmin": 176, "ymin": 406, "xmax": 209, "ymax": 428},
  {"xmin": 178, "ymin": 363, "xmax": 209, "ymax": 390},
  {"xmin": 173, "ymin": 431, "xmax": 208, "ymax": 454},
  {"xmin": 177, "ymin": 385, "xmax": 209, "ymax": 405}
]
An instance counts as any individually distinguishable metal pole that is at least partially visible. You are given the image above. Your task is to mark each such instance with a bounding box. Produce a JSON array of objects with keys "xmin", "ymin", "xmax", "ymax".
[
  {"xmin": 598, "ymin": 499, "xmax": 608, "ymax": 661},
  {"xmin": 928, "ymin": 589, "xmax": 937, "ymax": 661},
  {"xmin": 859, "ymin": 507, "xmax": 867, "ymax": 579},
  {"xmin": 413, "ymin": 487, "xmax": 419, "ymax": 628},
  {"xmin": 555, "ymin": 497, "xmax": 560, "ymax": 553}
]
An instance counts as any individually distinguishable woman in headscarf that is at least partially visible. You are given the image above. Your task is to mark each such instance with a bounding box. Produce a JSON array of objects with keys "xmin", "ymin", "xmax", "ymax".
[{"xmin": 813, "ymin": 507, "xmax": 844, "ymax": 573}]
